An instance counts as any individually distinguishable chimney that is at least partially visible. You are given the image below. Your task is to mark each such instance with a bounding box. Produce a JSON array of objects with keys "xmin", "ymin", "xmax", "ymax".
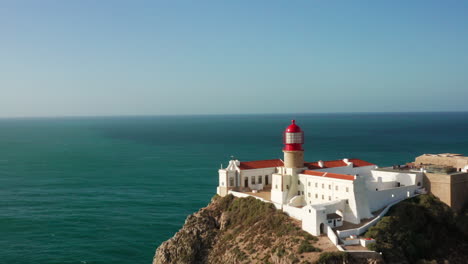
[
  {"xmin": 343, "ymin": 158, "xmax": 353, "ymax": 166},
  {"xmin": 318, "ymin": 160, "xmax": 324, "ymax": 168}
]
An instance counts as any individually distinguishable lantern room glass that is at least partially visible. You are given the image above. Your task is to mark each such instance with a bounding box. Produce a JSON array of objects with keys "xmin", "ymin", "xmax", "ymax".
[{"xmin": 285, "ymin": 132, "xmax": 303, "ymax": 144}]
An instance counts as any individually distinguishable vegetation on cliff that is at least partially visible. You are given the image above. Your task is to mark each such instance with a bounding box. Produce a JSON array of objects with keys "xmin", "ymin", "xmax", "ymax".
[
  {"xmin": 365, "ymin": 194, "xmax": 468, "ymax": 263},
  {"xmin": 154, "ymin": 195, "xmax": 348, "ymax": 264}
]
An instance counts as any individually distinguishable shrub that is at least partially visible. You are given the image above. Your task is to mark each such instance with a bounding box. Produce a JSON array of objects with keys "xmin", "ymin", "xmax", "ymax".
[
  {"xmin": 364, "ymin": 194, "xmax": 468, "ymax": 263},
  {"xmin": 297, "ymin": 240, "xmax": 320, "ymax": 254},
  {"xmin": 315, "ymin": 252, "xmax": 349, "ymax": 264}
]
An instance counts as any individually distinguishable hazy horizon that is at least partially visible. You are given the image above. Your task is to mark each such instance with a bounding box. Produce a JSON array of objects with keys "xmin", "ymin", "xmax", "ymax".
[
  {"xmin": 1, "ymin": 110, "xmax": 467, "ymax": 120},
  {"xmin": 2, "ymin": 1, "xmax": 468, "ymax": 118}
]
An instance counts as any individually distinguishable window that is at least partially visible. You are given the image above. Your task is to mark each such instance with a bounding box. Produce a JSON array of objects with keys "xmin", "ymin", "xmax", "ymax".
[
  {"xmin": 275, "ymin": 184, "xmax": 278, "ymax": 189},
  {"xmin": 229, "ymin": 177, "xmax": 234, "ymax": 186},
  {"xmin": 308, "ymin": 192, "xmax": 311, "ymax": 197},
  {"xmin": 346, "ymin": 187, "xmax": 349, "ymax": 192},
  {"xmin": 335, "ymin": 186, "xmax": 338, "ymax": 191},
  {"xmin": 308, "ymin": 182, "xmax": 311, "ymax": 187},
  {"xmin": 298, "ymin": 191, "xmax": 300, "ymax": 195},
  {"xmin": 322, "ymin": 183, "xmax": 324, "ymax": 188},
  {"xmin": 251, "ymin": 177, "xmax": 255, "ymax": 184},
  {"xmin": 222, "ymin": 182, "xmax": 224, "ymax": 186},
  {"xmin": 258, "ymin": 176, "xmax": 262, "ymax": 184},
  {"xmin": 315, "ymin": 183, "xmax": 318, "ymax": 188},
  {"xmin": 328, "ymin": 196, "xmax": 331, "ymax": 201},
  {"xmin": 322, "ymin": 195, "xmax": 324, "ymax": 200},
  {"xmin": 315, "ymin": 194, "xmax": 318, "ymax": 198},
  {"xmin": 328, "ymin": 220, "xmax": 332, "ymax": 224},
  {"xmin": 301, "ymin": 191, "xmax": 304, "ymax": 195},
  {"xmin": 286, "ymin": 185, "xmax": 289, "ymax": 190},
  {"xmin": 298, "ymin": 180, "xmax": 300, "ymax": 185},
  {"xmin": 346, "ymin": 200, "xmax": 349, "ymax": 204},
  {"xmin": 417, "ymin": 182, "xmax": 421, "ymax": 186},
  {"xmin": 329, "ymin": 185, "xmax": 331, "ymax": 190}
]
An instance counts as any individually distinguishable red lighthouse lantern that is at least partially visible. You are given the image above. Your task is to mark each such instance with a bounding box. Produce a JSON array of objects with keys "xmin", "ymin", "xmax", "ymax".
[{"xmin": 283, "ymin": 120, "xmax": 304, "ymax": 151}]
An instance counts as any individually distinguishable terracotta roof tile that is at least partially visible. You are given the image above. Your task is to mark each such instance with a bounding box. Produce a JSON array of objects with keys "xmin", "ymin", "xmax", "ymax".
[
  {"xmin": 239, "ymin": 159, "xmax": 284, "ymax": 170},
  {"xmin": 302, "ymin": 170, "xmax": 355, "ymax": 181},
  {"xmin": 304, "ymin": 159, "xmax": 375, "ymax": 169},
  {"xmin": 348, "ymin": 158, "xmax": 375, "ymax": 167}
]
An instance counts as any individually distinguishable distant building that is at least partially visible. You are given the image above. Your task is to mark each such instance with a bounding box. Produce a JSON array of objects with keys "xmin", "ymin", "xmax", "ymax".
[
  {"xmin": 217, "ymin": 120, "xmax": 424, "ymax": 237},
  {"xmin": 415, "ymin": 153, "xmax": 468, "ymax": 212}
]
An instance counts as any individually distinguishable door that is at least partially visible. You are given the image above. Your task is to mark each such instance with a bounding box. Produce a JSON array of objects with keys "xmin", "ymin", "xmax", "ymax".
[
  {"xmin": 244, "ymin": 178, "xmax": 248, "ymax": 187},
  {"xmin": 320, "ymin": 223, "xmax": 324, "ymax": 234},
  {"xmin": 265, "ymin": 175, "xmax": 269, "ymax": 185},
  {"xmin": 333, "ymin": 219, "xmax": 336, "ymax": 227}
]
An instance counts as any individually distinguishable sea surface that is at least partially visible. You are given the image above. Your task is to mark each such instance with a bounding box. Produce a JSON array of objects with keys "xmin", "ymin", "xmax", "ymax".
[{"xmin": 1, "ymin": 112, "xmax": 468, "ymax": 264}]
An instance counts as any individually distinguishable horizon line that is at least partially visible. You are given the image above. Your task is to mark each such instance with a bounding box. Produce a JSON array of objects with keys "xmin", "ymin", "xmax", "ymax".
[{"xmin": 1, "ymin": 110, "xmax": 467, "ymax": 120}]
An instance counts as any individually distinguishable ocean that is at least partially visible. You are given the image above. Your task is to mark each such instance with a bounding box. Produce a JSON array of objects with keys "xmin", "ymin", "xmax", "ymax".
[{"xmin": 1, "ymin": 112, "xmax": 467, "ymax": 264}]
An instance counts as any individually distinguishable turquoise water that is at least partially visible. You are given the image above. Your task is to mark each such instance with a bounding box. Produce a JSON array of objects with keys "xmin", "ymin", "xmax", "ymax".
[{"xmin": 1, "ymin": 113, "xmax": 468, "ymax": 264}]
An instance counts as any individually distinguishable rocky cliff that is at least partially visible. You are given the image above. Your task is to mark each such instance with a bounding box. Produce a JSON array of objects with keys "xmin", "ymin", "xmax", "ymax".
[{"xmin": 153, "ymin": 195, "xmax": 384, "ymax": 264}]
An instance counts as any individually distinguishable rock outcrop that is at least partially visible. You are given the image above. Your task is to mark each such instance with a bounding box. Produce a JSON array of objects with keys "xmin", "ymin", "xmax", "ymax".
[{"xmin": 153, "ymin": 195, "xmax": 385, "ymax": 264}]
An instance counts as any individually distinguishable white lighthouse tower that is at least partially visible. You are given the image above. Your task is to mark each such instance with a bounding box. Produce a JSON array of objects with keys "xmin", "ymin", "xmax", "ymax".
[
  {"xmin": 283, "ymin": 120, "xmax": 305, "ymax": 171},
  {"xmin": 271, "ymin": 120, "xmax": 306, "ymax": 205}
]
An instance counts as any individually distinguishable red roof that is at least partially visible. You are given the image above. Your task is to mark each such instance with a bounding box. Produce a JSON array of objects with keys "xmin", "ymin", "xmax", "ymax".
[
  {"xmin": 348, "ymin": 158, "xmax": 375, "ymax": 167},
  {"xmin": 239, "ymin": 159, "xmax": 284, "ymax": 170},
  {"xmin": 304, "ymin": 159, "xmax": 375, "ymax": 169},
  {"xmin": 285, "ymin": 120, "xmax": 302, "ymax": 133},
  {"xmin": 302, "ymin": 170, "xmax": 356, "ymax": 181}
]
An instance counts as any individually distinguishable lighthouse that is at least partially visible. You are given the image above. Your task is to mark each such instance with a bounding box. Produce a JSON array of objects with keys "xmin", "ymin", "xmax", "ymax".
[{"xmin": 283, "ymin": 120, "xmax": 305, "ymax": 168}]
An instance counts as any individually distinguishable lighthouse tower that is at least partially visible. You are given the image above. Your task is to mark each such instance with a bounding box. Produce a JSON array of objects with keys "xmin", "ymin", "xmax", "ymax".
[{"xmin": 283, "ymin": 120, "xmax": 305, "ymax": 169}]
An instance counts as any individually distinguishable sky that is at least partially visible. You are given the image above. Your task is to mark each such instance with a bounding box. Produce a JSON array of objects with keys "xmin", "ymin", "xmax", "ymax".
[{"xmin": 1, "ymin": 0, "xmax": 468, "ymax": 117}]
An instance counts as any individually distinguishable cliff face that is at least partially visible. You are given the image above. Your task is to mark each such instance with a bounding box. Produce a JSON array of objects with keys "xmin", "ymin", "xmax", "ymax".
[
  {"xmin": 153, "ymin": 195, "xmax": 384, "ymax": 264},
  {"xmin": 154, "ymin": 197, "xmax": 223, "ymax": 264}
]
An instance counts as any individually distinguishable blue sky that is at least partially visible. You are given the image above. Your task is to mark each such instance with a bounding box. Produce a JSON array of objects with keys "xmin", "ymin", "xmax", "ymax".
[{"xmin": 1, "ymin": 0, "xmax": 467, "ymax": 117}]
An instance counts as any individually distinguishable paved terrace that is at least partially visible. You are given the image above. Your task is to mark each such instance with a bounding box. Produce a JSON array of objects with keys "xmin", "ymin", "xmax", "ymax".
[{"xmin": 243, "ymin": 188, "xmax": 272, "ymax": 202}]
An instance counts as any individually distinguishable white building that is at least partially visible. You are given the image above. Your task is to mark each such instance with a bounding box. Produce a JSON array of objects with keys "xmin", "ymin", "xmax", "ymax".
[{"xmin": 216, "ymin": 120, "xmax": 424, "ymax": 236}]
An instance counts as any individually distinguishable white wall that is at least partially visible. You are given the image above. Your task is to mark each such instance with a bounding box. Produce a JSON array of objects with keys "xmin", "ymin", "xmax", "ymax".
[
  {"xmin": 302, "ymin": 205, "xmax": 326, "ymax": 236},
  {"xmin": 367, "ymin": 185, "xmax": 417, "ymax": 212},
  {"xmin": 271, "ymin": 173, "xmax": 288, "ymax": 204},
  {"xmin": 327, "ymin": 225, "xmax": 340, "ymax": 245},
  {"xmin": 337, "ymin": 195, "xmax": 420, "ymax": 239},
  {"xmin": 240, "ymin": 167, "xmax": 277, "ymax": 188},
  {"xmin": 314, "ymin": 165, "xmax": 376, "ymax": 177},
  {"xmin": 299, "ymin": 174, "xmax": 355, "ymax": 206},
  {"xmin": 283, "ymin": 204, "xmax": 304, "ymax": 220},
  {"xmin": 369, "ymin": 170, "xmax": 421, "ymax": 188}
]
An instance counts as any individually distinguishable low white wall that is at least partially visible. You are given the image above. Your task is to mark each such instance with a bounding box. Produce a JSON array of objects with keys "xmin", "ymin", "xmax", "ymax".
[
  {"xmin": 228, "ymin": 190, "xmax": 282, "ymax": 209},
  {"xmin": 228, "ymin": 190, "xmax": 269, "ymax": 204},
  {"xmin": 343, "ymin": 239, "xmax": 360, "ymax": 246},
  {"xmin": 283, "ymin": 204, "xmax": 304, "ymax": 220},
  {"xmin": 360, "ymin": 238, "xmax": 376, "ymax": 247},
  {"xmin": 327, "ymin": 225, "xmax": 340, "ymax": 245}
]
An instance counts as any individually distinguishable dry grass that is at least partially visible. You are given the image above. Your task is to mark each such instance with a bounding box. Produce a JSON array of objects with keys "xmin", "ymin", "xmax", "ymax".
[{"xmin": 208, "ymin": 195, "xmax": 339, "ymax": 264}]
